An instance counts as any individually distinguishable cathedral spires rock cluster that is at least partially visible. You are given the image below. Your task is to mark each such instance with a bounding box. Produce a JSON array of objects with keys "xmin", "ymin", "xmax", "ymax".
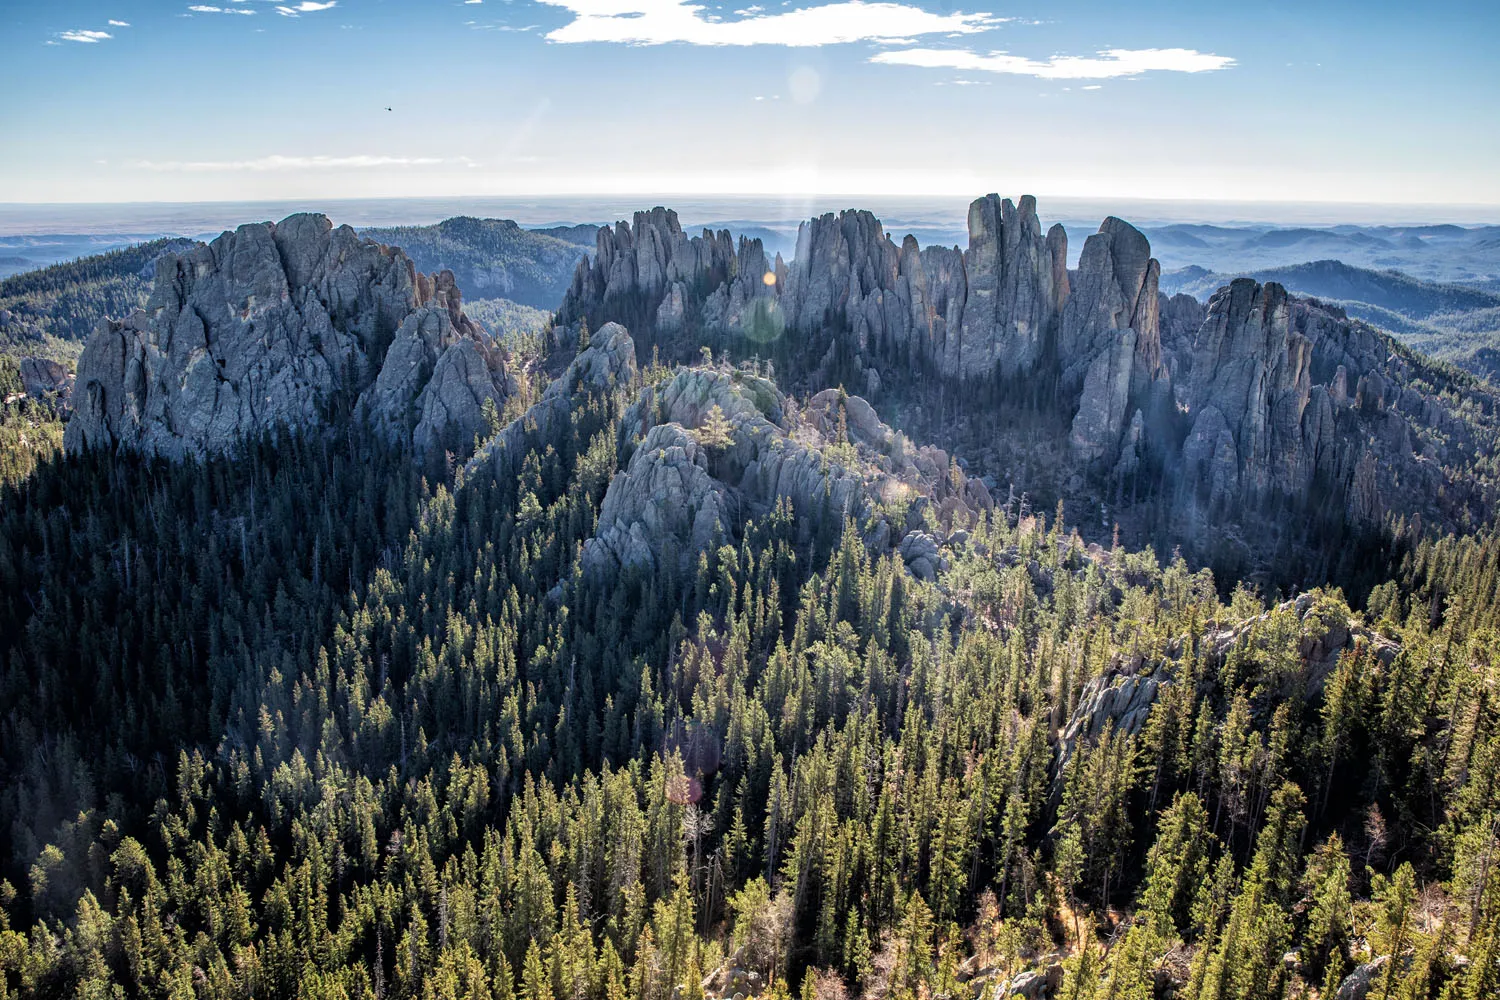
[{"xmin": 559, "ymin": 194, "xmax": 1496, "ymax": 539}]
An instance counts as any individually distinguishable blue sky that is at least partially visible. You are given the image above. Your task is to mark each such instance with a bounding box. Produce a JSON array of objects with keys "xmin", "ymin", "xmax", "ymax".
[{"xmin": 2, "ymin": 0, "xmax": 1497, "ymax": 205}]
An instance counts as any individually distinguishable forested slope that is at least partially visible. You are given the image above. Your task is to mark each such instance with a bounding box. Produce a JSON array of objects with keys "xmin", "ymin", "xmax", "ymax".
[
  {"xmin": 0, "ymin": 238, "xmax": 196, "ymax": 363},
  {"xmin": 3, "ymin": 205, "xmax": 1500, "ymax": 1000},
  {"xmin": 361, "ymin": 218, "xmax": 588, "ymax": 311},
  {"xmin": 3, "ymin": 339, "xmax": 1500, "ymax": 999}
]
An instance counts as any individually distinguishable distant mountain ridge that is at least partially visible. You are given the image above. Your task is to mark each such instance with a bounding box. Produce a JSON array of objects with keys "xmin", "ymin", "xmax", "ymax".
[
  {"xmin": 1162, "ymin": 259, "xmax": 1500, "ymax": 313},
  {"xmin": 1137, "ymin": 220, "xmax": 1500, "ymax": 285}
]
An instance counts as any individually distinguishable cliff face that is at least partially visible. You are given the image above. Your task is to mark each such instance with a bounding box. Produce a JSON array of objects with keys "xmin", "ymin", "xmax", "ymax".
[
  {"xmin": 65, "ymin": 214, "xmax": 512, "ymax": 460},
  {"xmin": 558, "ymin": 209, "xmax": 777, "ymax": 337},
  {"xmin": 560, "ymin": 197, "xmax": 1136, "ymax": 385},
  {"xmin": 558, "ymin": 196, "xmax": 1497, "ymax": 536}
]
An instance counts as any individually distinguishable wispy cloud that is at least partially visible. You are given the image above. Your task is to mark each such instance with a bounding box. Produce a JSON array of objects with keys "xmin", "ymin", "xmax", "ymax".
[
  {"xmin": 57, "ymin": 29, "xmax": 113, "ymax": 43},
  {"xmin": 276, "ymin": 1, "xmax": 338, "ymax": 15},
  {"xmin": 188, "ymin": 5, "xmax": 257, "ymax": 12},
  {"xmin": 871, "ymin": 46, "xmax": 1235, "ymax": 79},
  {"xmin": 124, "ymin": 154, "xmax": 465, "ymax": 172},
  {"xmin": 535, "ymin": 0, "xmax": 999, "ymax": 47},
  {"xmin": 108, "ymin": 20, "xmax": 131, "ymax": 27},
  {"xmin": 468, "ymin": 21, "xmax": 540, "ymax": 32}
]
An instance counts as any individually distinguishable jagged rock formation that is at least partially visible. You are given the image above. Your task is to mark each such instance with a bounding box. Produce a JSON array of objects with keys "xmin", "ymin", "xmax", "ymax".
[
  {"xmin": 584, "ymin": 422, "xmax": 738, "ymax": 573},
  {"xmin": 1160, "ymin": 279, "xmax": 1492, "ymax": 527},
  {"xmin": 64, "ymin": 214, "xmax": 512, "ymax": 459},
  {"xmin": 560, "ymin": 197, "xmax": 1142, "ymax": 387},
  {"xmin": 582, "ymin": 360, "xmax": 991, "ymax": 577},
  {"xmin": 558, "ymin": 209, "xmax": 778, "ymax": 336},
  {"xmin": 362, "ymin": 269, "xmax": 514, "ymax": 455},
  {"xmin": 558, "ymin": 197, "xmax": 1499, "ymax": 541}
]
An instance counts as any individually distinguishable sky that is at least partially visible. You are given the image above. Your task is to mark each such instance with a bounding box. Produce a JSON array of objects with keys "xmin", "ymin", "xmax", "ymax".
[{"xmin": 1, "ymin": 0, "xmax": 1497, "ymax": 209}]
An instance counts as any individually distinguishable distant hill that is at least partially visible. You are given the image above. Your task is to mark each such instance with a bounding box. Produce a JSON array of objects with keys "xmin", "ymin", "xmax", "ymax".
[
  {"xmin": 0, "ymin": 237, "xmax": 197, "ymax": 362},
  {"xmin": 529, "ymin": 223, "xmax": 599, "ymax": 246},
  {"xmin": 0, "ymin": 233, "xmax": 162, "ymax": 275},
  {"xmin": 0, "ymin": 256, "xmax": 38, "ymax": 279},
  {"xmin": 1161, "ymin": 259, "xmax": 1500, "ymax": 381},
  {"xmin": 361, "ymin": 217, "xmax": 589, "ymax": 310}
]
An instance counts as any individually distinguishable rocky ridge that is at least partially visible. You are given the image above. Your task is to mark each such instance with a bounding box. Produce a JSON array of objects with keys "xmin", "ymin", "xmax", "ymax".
[
  {"xmin": 64, "ymin": 214, "xmax": 513, "ymax": 460},
  {"xmin": 558, "ymin": 197, "xmax": 1499, "ymax": 539},
  {"xmin": 14, "ymin": 357, "xmax": 73, "ymax": 408},
  {"xmin": 559, "ymin": 208, "xmax": 780, "ymax": 336}
]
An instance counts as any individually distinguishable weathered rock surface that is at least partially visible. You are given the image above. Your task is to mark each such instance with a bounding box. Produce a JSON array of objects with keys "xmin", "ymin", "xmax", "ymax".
[
  {"xmin": 1334, "ymin": 956, "xmax": 1390, "ymax": 1000},
  {"xmin": 583, "ymin": 359, "xmax": 990, "ymax": 577},
  {"xmin": 1001, "ymin": 965, "xmax": 1063, "ymax": 999},
  {"xmin": 559, "ymin": 208, "xmax": 775, "ymax": 335},
  {"xmin": 585, "ymin": 422, "xmax": 737, "ymax": 573},
  {"xmin": 64, "ymin": 214, "xmax": 512, "ymax": 459},
  {"xmin": 559, "ymin": 196, "xmax": 1144, "ymax": 389},
  {"xmin": 362, "ymin": 270, "xmax": 513, "ymax": 455},
  {"xmin": 560, "ymin": 195, "xmax": 1498, "ymax": 539}
]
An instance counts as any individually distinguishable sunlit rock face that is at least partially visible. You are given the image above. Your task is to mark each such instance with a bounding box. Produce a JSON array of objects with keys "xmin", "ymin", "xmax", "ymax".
[
  {"xmin": 559, "ymin": 194, "xmax": 1493, "ymax": 535},
  {"xmin": 583, "ymin": 361, "xmax": 993, "ymax": 578},
  {"xmin": 66, "ymin": 214, "xmax": 511, "ymax": 459}
]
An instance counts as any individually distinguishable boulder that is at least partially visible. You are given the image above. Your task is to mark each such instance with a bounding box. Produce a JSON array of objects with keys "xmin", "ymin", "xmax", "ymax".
[{"xmin": 1335, "ymin": 956, "xmax": 1390, "ymax": 1000}]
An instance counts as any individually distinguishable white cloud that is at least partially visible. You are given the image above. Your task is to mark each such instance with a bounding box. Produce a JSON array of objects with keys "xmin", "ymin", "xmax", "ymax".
[
  {"xmin": 189, "ymin": 5, "xmax": 257, "ymax": 12},
  {"xmin": 108, "ymin": 20, "xmax": 131, "ymax": 27},
  {"xmin": 58, "ymin": 29, "xmax": 113, "ymax": 43},
  {"xmin": 536, "ymin": 0, "xmax": 999, "ymax": 47},
  {"xmin": 871, "ymin": 46, "xmax": 1235, "ymax": 79},
  {"xmin": 276, "ymin": 1, "xmax": 337, "ymax": 15},
  {"xmin": 125, "ymin": 154, "xmax": 455, "ymax": 172}
]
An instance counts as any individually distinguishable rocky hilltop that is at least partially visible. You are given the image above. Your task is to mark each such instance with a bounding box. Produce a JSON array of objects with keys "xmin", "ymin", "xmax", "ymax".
[
  {"xmin": 558, "ymin": 197, "xmax": 1499, "ymax": 547},
  {"xmin": 65, "ymin": 214, "xmax": 513, "ymax": 460},
  {"xmin": 585, "ymin": 360, "xmax": 992, "ymax": 579}
]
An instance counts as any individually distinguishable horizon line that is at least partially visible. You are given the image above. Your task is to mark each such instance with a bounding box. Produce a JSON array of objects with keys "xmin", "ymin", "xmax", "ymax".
[{"xmin": 2, "ymin": 191, "xmax": 1500, "ymax": 212}]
